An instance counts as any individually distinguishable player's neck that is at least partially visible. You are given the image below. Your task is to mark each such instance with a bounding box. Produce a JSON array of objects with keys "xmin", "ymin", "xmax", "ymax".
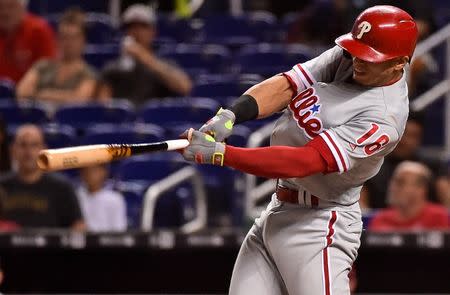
[{"xmin": 381, "ymin": 70, "xmax": 403, "ymax": 86}]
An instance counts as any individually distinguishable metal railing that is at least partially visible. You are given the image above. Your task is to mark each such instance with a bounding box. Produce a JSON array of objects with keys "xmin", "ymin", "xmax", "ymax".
[
  {"xmin": 141, "ymin": 166, "xmax": 207, "ymax": 233},
  {"xmin": 410, "ymin": 23, "xmax": 450, "ymax": 155}
]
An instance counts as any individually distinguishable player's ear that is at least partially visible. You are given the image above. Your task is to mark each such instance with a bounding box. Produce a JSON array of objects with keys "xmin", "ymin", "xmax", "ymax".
[{"xmin": 394, "ymin": 56, "xmax": 409, "ymax": 71}]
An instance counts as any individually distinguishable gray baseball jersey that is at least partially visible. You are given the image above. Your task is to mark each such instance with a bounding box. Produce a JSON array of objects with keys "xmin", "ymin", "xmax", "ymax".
[{"xmin": 272, "ymin": 45, "xmax": 409, "ymax": 206}]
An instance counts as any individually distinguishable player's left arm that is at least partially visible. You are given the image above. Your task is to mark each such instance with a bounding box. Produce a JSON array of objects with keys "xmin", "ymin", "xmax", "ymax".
[
  {"xmin": 181, "ymin": 116, "xmax": 400, "ymax": 178},
  {"xmin": 181, "ymin": 129, "xmax": 334, "ymax": 179}
]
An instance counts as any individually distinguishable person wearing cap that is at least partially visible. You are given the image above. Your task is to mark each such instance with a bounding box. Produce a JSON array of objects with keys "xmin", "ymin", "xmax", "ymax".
[
  {"xmin": 97, "ymin": 4, "xmax": 192, "ymax": 105},
  {"xmin": 177, "ymin": 5, "xmax": 423, "ymax": 294},
  {"xmin": 369, "ymin": 161, "xmax": 449, "ymax": 231}
]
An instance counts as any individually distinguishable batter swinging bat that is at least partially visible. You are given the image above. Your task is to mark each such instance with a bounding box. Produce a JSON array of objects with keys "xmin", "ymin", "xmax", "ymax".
[{"xmin": 37, "ymin": 139, "xmax": 190, "ymax": 172}]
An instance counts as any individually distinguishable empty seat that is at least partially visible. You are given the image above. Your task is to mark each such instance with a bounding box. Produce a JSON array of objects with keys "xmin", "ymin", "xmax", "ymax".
[
  {"xmin": 29, "ymin": 0, "xmax": 109, "ymax": 14},
  {"xmin": 54, "ymin": 100, "xmax": 135, "ymax": 130},
  {"xmin": 139, "ymin": 97, "xmax": 219, "ymax": 125},
  {"xmin": 114, "ymin": 155, "xmax": 188, "ymax": 228},
  {"xmin": 159, "ymin": 44, "xmax": 232, "ymax": 73},
  {"xmin": 84, "ymin": 44, "xmax": 120, "ymax": 69},
  {"xmin": 191, "ymin": 80, "xmax": 257, "ymax": 97},
  {"xmin": 236, "ymin": 44, "xmax": 312, "ymax": 76},
  {"xmin": 0, "ymin": 101, "xmax": 48, "ymax": 125},
  {"xmin": 85, "ymin": 13, "xmax": 119, "ymax": 44},
  {"xmin": 202, "ymin": 13, "xmax": 277, "ymax": 45},
  {"xmin": 157, "ymin": 16, "xmax": 204, "ymax": 43},
  {"xmin": 0, "ymin": 79, "xmax": 15, "ymax": 99},
  {"xmin": 227, "ymin": 125, "xmax": 252, "ymax": 147},
  {"xmin": 42, "ymin": 123, "xmax": 76, "ymax": 148},
  {"xmin": 247, "ymin": 11, "xmax": 280, "ymax": 42},
  {"xmin": 79, "ymin": 123, "xmax": 165, "ymax": 145}
]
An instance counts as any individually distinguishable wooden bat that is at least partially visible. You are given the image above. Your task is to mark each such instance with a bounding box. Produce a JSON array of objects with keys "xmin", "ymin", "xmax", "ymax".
[{"xmin": 37, "ymin": 139, "xmax": 190, "ymax": 172}]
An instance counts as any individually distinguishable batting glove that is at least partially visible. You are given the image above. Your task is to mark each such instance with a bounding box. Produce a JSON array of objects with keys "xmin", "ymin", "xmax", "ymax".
[
  {"xmin": 199, "ymin": 108, "xmax": 235, "ymax": 142},
  {"xmin": 182, "ymin": 129, "xmax": 226, "ymax": 166}
]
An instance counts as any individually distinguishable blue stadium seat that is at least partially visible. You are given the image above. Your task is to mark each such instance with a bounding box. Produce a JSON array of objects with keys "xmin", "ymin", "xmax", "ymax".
[
  {"xmin": 85, "ymin": 13, "xmax": 119, "ymax": 44},
  {"xmin": 202, "ymin": 15, "xmax": 257, "ymax": 46},
  {"xmin": 159, "ymin": 44, "xmax": 232, "ymax": 74},
  {"xmin": 54, "ymin": 100, "xmax": 135, "ymax": 130},
  {"xmin": 84, "ymin": 44, "xmax": 120, "ymax": 69},
  {"xmin": 241, "ymin": 113, "xmax": 281, "ymax": 131},
  {"xmin": 0, "ymin": 79, "xmax": 15, "ymax": 100},
  {"xmin": 247, "ymin": 12, "xmax": 279, "ymax": 42},
  {"xmin": 164, "ymin": 122, "xmax": 205, "ymax": 139},
  {"xmin": 0, "ymin": 101, "xmax": 48, "ymax": 125},
  {"xmin": 195, "ymin": 165, "xmax": 238, "ymax": 226},
  {"xmin": 236, "ymin": 44, "xmax": 312, "ymax": 76},
  {"xmin": 202, "ymin": 13, "xmax": 277, "ymax": 45},
  {"xmin": 139, "ymin": 97, "xmax": 219, "ymax": 125},
  {"xmin": 157, "ymin": 16, "xmax": 204, "ymax": 43},
  {"xmin": 227, "ymin": 125, "xmax": 252, "ymax": 147},
  {"xmin": 42, "ymin": 123, "xmax": 76, "ymax": 148},
  {"xmin": 28, "ymin": 0, "xmax": 109, "ymax": 14},
  {"xmin": 114, "ymin": 155, "xmax": 189, "ymax": 228},
  {"xmin": 191, "ymin": 80, "xmax": 256, "ymax": 97},
  {"xmin": 79, "ymin": 123, "xmax": 165, "ymax": 145},
  {"xmin": 362, "ymin": 211, "xmax": 377, "ymax": 229}
]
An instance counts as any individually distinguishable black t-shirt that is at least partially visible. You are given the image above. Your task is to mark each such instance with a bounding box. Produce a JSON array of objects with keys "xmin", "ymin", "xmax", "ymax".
[
  {"xmin": 101, "ymin": 59, "xmax": 174, "ymax": 105},
  {"xmin": 0, "ymin": 173, "xmax": 82, "ymax": 228}
]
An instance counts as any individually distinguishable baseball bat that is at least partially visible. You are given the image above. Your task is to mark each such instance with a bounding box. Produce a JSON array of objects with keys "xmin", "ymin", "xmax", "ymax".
[{"xmin": 37, "ymin": 139, "xmax": 190, "ymax": 172}]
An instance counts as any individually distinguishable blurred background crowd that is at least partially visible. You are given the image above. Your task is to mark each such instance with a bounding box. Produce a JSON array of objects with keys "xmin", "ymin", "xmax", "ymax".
[{"xmin": 0, "ymin": 0, "xmax": 448, "ymax": 235}]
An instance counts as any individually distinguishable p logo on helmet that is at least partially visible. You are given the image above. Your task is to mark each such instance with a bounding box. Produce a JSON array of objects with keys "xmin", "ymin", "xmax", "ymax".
[{"xmin": 356, "ymin": 21, "xmax": 372, "ymax": 39}]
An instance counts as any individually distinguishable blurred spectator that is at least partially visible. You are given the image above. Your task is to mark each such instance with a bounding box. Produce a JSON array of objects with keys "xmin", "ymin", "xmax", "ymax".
[
  {"xmin": 0, "ymin": 188, "xmax": 19, "ymax": 232},
  {"xmin": 77, "ymin": 164, "xmax": 127, "ymax": 232},
  {"xmin": 364, "ymin": 113, "xmax": 447, "ymax": 208},
  {"xmin": 16, "ymin": 8, "xmax": 97, "ymax": 108},
  {"xmin": 369, "ymin": 161, "xmax": 449, "ymax": 231},
  {"xmin": 436, "ymin": 163, "xmax": 450, "ymax": 207},
  {"xmin": 0, "ymin": 117, "xmax": 10, "ymax": 174},
  {"xmin": 0, "ymin": 124, "xmax": 85, "ymax": 230},
  {"xmin": 0, "ymin": 0, "xmax": 56, "ymax": 83},
  {"xmin": 286, "ymin": 0, "xmax": 361, "ymax": 50},
  {"xmin": 97, "ymin": 4, "xmax": 192, "ymax": 105}
]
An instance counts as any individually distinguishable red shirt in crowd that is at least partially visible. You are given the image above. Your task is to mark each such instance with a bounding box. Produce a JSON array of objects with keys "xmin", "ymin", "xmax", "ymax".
[
  {"xmin": 0, "ymin": 13, "xmax": 56, "ymax": 83},
  {"xmin": 369, "ymin": 202, "xmax": 450, "ymax": 231}
]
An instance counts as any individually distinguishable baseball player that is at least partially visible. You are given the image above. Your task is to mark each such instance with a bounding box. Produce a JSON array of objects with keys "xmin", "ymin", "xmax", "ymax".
[{"xmin": 181, "ymin": 5, "xmax": 418, "ymax": 295}]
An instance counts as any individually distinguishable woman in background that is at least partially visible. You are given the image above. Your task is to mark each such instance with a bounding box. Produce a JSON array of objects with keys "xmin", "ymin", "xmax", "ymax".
[{"xmin": 16, "ymin": 8, "xmax": 97, "ymax": 108}]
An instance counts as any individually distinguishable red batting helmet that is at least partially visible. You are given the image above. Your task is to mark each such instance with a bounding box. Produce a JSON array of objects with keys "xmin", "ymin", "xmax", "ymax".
[{"xmin": 335, "ymin": 5, "xmax": 418, "ymax": 63}]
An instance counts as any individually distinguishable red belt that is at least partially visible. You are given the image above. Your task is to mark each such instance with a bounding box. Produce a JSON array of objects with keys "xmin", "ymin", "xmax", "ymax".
[{"xmin": 276, "ymin": 185, "xmax": 320, "ymax": 208}]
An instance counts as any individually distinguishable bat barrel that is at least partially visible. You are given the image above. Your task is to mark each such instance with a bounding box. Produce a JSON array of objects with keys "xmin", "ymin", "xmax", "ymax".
[{"xmin": 37, "ymin": 139, "xmax": 189, "ymax": 172}]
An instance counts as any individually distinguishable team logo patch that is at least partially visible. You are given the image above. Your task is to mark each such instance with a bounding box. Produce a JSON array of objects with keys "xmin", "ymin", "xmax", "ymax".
[
  {"xmin": 289, "ymin": 87, "xmax": 323, "ymax": 139},
  {"xmin": 356, "ymin": 21, "xmax": 372, "ymax": 39}
]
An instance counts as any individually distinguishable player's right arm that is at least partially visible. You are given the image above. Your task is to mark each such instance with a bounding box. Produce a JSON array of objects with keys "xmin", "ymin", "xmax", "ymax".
[
  {"xmin": 247, "ymin": 46, "xmax": 345, "ymax": 117},
  {"xmin": 200, "ymin": 46, "xmax": 345, "ymax": 141}
]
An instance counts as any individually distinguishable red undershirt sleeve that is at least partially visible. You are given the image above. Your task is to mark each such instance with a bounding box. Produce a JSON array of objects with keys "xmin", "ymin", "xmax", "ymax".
[{"xmin": 223, "ymin": 135, "xmax": 339, "ymax": 179}]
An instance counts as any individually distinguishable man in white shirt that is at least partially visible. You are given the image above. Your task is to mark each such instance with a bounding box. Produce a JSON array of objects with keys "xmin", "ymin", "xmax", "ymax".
[{"xmin": 77, "ymin": 164, "xmax": 127, "ymax": 232}]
